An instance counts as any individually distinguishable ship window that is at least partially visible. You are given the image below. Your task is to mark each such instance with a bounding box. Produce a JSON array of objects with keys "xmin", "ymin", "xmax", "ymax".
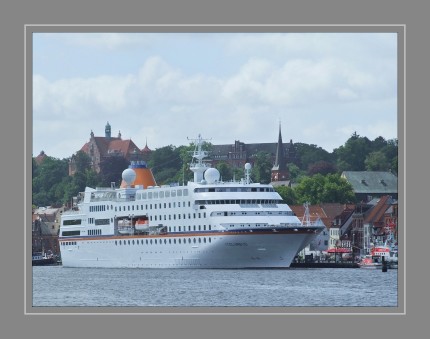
[
  {"xmin": 164, "ymin": 239, "xmax": 167, "ymax": 244},
  {"xmin": 148, "ymin": 192, "xmax": 153, "ymax": 199},
  {"xmin": 128, "ymin": 240, "xmax": 130, "ymax": 245},
  {"xmin": 150, "ymin": 239, "xmax": 153, "ymax": 244},
  {"xmin": 128, "ymin": 206, "xmax": 130, "ymax": 211},
  {"xmin": 183, "ymin": 189, "xmax": 188, "ymax": 196},
  {"xmin": 132, "ymin": 240, "xmax": 135, "ymax": 245},
  {"xmin": 174, "ymin": 239, "xmax": 176, "ymax": 244},
  {"xmin": 178, "ymin": 239, "xmax": 181, "ymax": 244},
  {"xmin": 61, "ymin": 230, "xmax": 80, "ymax": 236},
  {"xmin": 209, "ymin": 225, "xmax": 211, "ymax": 230},
  {"xmin": 178, "ymin": 214, "xmax": 181, "ymax": 220},
  {"xmin": 169, "ymin": 239, "xmax": 171, "ymax": 244},
  {"xmin": 165, "ymin": 191, "xmax": 170, "ymax": 197},
  {"xmin": 188, "ymin": 238, "xmax": 191, "ymax": 243},
  {"xmin": 189, "ymin": 226, "xmax": 191, "ymax": 231},
  {"xmin": 171, "ymin": 190, "xmax": 176, "ymax": 197},
  {"xmin": 154, "ymin": 192, "xmax": 158, "ymax": 199},
  {"xmin": 204, "ymin": 238, "xmax": 206, "ymax": 243},
  {"xmin": 159, "ymin": 191, "xmax": 164, "ymax": 198},
  {"xmin": 198, "ymin": 238, "xmax": 201, "ymax": 243},
  {"xmin": 63, "ymin": 219, "xmax": 82, "ymax": 226},
  {"xmin": 155, "ymin": 239, "xmax": 158, "ymax": 244},
  {"xmin": 142, "ymin": 193, "xmax": 147, "ymax": 199},
  {"xmin": 177, "ymin": 189, "xmax": 182, "ymax": 197},
  {"xmin": 209, "ymin": 238, "xmax": 212, "ymax": 243}
]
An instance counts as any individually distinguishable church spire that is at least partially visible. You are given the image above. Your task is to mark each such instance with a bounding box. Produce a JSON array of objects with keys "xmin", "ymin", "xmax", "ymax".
[{"xmin": 271, "ymin": 122, "xmax": 289, "ymax": 182}]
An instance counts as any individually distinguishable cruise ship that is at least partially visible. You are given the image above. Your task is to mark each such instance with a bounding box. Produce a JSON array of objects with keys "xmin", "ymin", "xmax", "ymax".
[{"xmin": 59, "ymin": 135, "xmax": 324, "ymax": 268}]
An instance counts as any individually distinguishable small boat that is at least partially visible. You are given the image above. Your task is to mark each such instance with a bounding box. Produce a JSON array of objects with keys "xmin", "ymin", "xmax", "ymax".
[
  {"xmin": 357, "ymin": 255, "xmax": 382, "ymax": 269},
  {"xmin": 32, "ymin": 251, "xmax": 56, "ymax": 266}
]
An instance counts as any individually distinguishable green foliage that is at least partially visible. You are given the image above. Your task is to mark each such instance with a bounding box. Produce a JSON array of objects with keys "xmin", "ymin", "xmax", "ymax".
[
  {"xmin": 334, "ymin": 132, "xmax": 372, "ymax": 171},
  {"xmin": 99, "ymin": 156, "xmax": 129, "ymax": 187},
  {"xmin": 294, "ymin": 173, "xmax": 356, "ymax": 204},
  {"xmin": 364, "ymin": 151, "xmax": 390, "ymax": 171},
  {"xmin": 274, "ymin": 185, "xmax": 297, "ymax": 205},
  {"xmin": 295, "ymin": 143, "xmax": 334, "ymax": 171},
  {"xmin": 307, "ymin": 160, "xmax": 337, "ymax": 176},
  {"xmin": 216, "ymin": 161, "xmax": 233, "ymax": 182},
  {"xmin": 32, "ymin": 132, "xmax": 397, "ymax": 207},
  {"xmin": 251, "ymin": 151, "xmax": 272, "ymax": 184},
  {"xmin": 32, "ymin": 156, "xmax": 69, "ymax": 207}
]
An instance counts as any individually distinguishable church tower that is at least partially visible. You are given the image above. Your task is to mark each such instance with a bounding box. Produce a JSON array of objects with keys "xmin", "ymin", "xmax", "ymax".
[
  {"xmin": 105, "ymin": 121, "xmax": 111, "ymax": 139},
  {"xmin": 271, "ymin": 123, "xmax": 289, "ymax": 182}
]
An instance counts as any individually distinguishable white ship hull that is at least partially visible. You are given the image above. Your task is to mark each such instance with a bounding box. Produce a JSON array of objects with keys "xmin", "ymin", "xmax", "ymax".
[
  {"xmin": 60, "ymin": 230, "xmax": 320, "ymax": 268},
  {"xmin": 59, "ymin": 135, "xmax": 325, "ymax": 269}
]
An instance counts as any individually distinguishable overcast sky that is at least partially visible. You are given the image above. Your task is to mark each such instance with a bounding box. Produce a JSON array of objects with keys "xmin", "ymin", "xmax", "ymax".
[{"xmin": 32, "ymin": 32, "xmax": 397, "ymax": 159}]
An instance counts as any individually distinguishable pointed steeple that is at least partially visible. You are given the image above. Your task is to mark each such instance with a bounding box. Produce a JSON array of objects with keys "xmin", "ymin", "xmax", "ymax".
[{"xmin": 271, "ymin": 122, "xmax": 289, "ymax": 182}]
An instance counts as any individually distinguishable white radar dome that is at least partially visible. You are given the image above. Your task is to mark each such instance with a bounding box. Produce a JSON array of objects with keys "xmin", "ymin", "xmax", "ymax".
[
  {"xmin": 245, "ymin": 163, "xmax": 252, "ymax": 170},
  {"xmin": 204, "ymin": 168, "xmax": 220, "ymax": 184},
  {"xmin": 122, "ymin": 168, "xmax": 136, "ymax": 186}
]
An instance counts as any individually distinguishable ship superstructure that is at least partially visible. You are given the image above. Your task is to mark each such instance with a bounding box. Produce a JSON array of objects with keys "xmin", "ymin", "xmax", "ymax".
[{"xmin": 59, "ymin": 135, "xmax": 324, "ymax": 268}]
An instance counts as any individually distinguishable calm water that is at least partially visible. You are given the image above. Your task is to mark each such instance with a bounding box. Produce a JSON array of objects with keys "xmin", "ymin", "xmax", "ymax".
[{"xmin": 32, "ymin": 266, "xmax": 398, "ymax": 307}]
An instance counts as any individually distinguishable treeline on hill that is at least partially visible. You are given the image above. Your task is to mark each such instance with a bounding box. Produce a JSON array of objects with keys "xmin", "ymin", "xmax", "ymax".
[{"xmin": 32, "ymin": 133, "xmax": 398, "ymax": 208}]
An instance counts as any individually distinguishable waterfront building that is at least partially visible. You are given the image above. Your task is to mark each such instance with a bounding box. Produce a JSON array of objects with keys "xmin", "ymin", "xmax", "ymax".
[{"xmin": 341, "ymin": 171, "xmax": 398, "ymax": 201}]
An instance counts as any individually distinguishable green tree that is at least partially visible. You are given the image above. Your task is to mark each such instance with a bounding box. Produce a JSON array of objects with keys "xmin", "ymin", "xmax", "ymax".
[
  {"xmin": 364, "ymin": 151, "xmax": 390, "ymax": 171},
  {"xmin": 334, "ymin": 132, "xmax": 372, "ymax": 171},
  {"xmin": 216, "ymin": 161, "xmax": 233, "ymax": 182},
  {"xmin": 295, "ymin": 143, "xmax": 334, "ymax": 171},
  {"xmin": 251, "ymin": 151, "xmax": 272, "ymax": 184},
  {"xmin": 287, "ymin": 163, "xmax": 303, "ymax": 182},
  {"xmin": 73, "ymin": 150, "xmax": 92, "ymax": 173},
  {"xmin": 32, "ymin": 156, "xmax": 69, "ymax": 207},
  {"xmin": 98, "ymin": 156, "xmax": 130, "ymax": 186},
  {"xmin": 308, "ymin": 160, "xmax": 337, "ymax": 176},
  {"xmin": 275, "ymin": 185, "xmax": 297, "ymax": 205},
  {"xmin": 294, "ymin": 174, "xmax": 355, "ymax": 204}
]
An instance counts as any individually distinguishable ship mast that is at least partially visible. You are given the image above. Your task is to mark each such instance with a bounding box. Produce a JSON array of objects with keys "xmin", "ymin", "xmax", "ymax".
[{"xmin": 188, "ymin": 134, "xmax": 211, "ymax": 183}]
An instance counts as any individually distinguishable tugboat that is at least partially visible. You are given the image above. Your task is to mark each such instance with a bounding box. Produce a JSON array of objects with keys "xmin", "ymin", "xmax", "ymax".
[{"xmin": 32, "ymin": 250, "xmax": 56, "ymax": 266}]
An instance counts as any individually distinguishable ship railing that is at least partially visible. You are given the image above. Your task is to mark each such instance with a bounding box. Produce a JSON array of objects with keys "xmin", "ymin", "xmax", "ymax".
[
  {"xmin": 90, "ymin": 196, "xmax": 116, "ymax": 202},
  {"xmin": 62, "ymin": 209, "xmax": 83, "ymax": 215},
  {"xmin": 239, "ymin": 204, "xmax": 260, "ymax": 208},
  {"xmin": 261, "ymin": 203, "xmax": 278, "ymax": 208}
]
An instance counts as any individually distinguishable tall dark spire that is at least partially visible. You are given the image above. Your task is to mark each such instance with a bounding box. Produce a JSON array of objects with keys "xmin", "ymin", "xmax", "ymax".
[
  {"xmin": 273, "ymin": 123, "xmax": 287, "ymax": 171},
  {"xmin": 271, "ymin": 123, "xmax": 289, "ymax": 182}
]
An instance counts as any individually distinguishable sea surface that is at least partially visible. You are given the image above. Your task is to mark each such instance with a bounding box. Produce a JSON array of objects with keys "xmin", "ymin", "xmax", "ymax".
[{"xmin": 32, "ymin": 266, "xmax": 398, "ymax": 308}]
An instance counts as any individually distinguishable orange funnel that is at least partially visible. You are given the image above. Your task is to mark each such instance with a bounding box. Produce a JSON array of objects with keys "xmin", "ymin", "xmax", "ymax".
[{"xmin": 120, "ymin": 161, "xmax": 157, "ymax": 188}]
